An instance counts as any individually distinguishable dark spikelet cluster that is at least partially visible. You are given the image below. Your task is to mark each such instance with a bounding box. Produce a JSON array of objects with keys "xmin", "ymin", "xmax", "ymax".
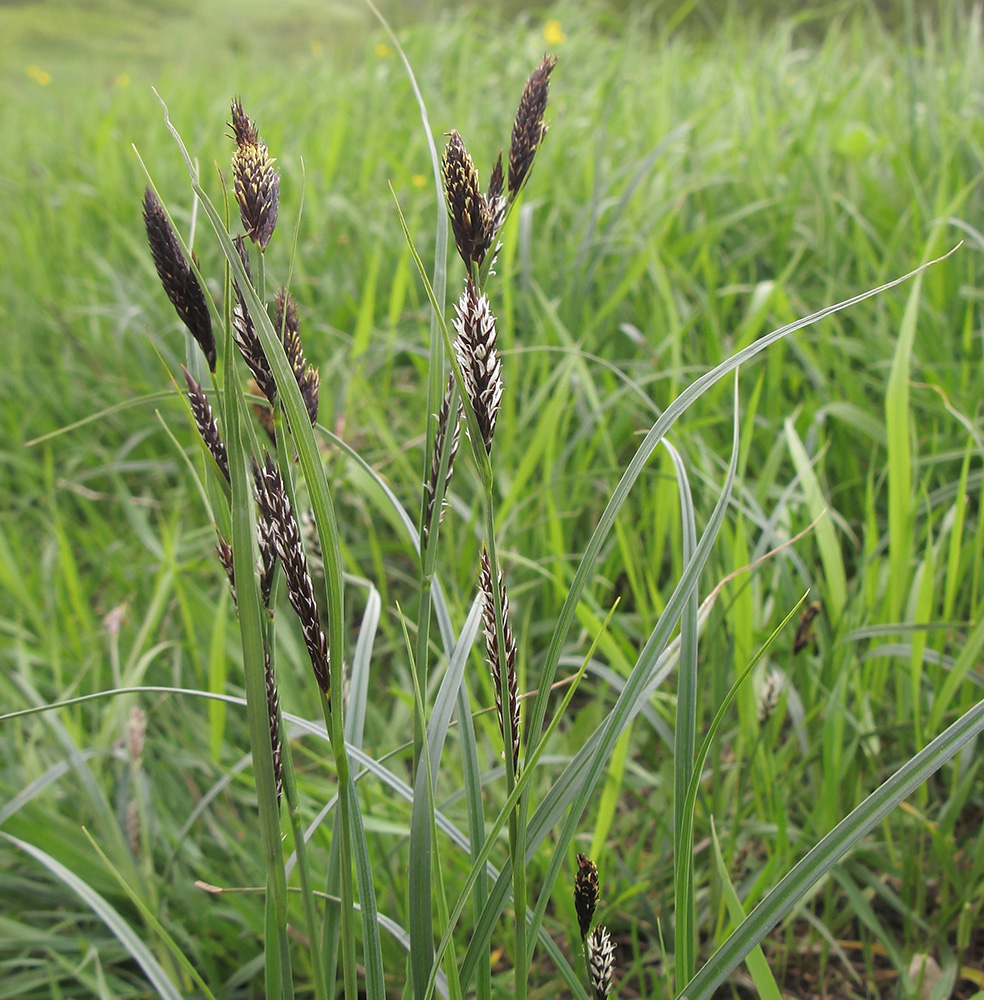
[
  {"xmin": 586, "ymin": 926, "xmax": 615, "ymax": 1000},
  {"xmin": 230, "ymin": 98, "xmax": 279, "ymax": 251},
  {"xmin": 184, "ymin": 367, "xmax": 229, "ymax": 482},
  {"xmin": 275, "ymin": 287, "xmax": 320, "ymax": 426},
  {"xmin": 442, "ymin": 130, "xmax": 495, "ymax": 274},
  {"xmin": 143, "ymin": 188, "xmax": 216, "ymax": 371},
  {"xmin": 255, "ymin": 455, "xmax": 330, "ymax": 696},
  {"xmin": 264, "ymin": 647, "xmax": 284, "ymax": 807},
  {"xmin": 422, "ymin": 373, "xmax": 462, "ymax": 549},
  {"xmin": 253, "ymin": 473, "xmax": 278, "ymax": 610},
  {"xmin": 574, "ymin": 854, "xmax": 600, "ymax": 940},
  {"xmin": 216, "ymin": 534, "xmax": 236, "ymax": 602},
  {"xmin": 486, "ymin": 151, "xmax": 507, "ymax": 236},
  {"xmin": 479, "ymin": 546, "xmax": 520, "ymax": 771},
  {"xmin": 453, "ymin": 281, "xmax": 502, "ymax": 453},
  {"xmin": 508, "ymin": 55, "xmax": 557, "ymax": 198},
  {"xmin": 232, "ymin": 294, "xmax": 277, "ymax": 405}
]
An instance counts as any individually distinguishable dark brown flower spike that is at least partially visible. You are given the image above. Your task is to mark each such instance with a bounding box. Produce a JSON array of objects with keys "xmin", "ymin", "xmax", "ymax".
[
  {"xmin": 143, "ymin": 188, "xmax": 216, "ymax": 371},
  {"xmin": 479, "ymin": 546, "xmax": 520, "ymax": 771},
  {"xmin": 264, "ymin": 647, "xmax": 284, "ymax": 808},
  {"xmin": 453, "ymin": 280, "xmax": 502, "ymax": 454},
  {"xmin": 574, "ymin": 853, "xmax": 600, "ymax": 940},
  {"xmin": 255, "ymin": 455, "xmax": 330, "ymax": 697},
  {"xmin": 442, "ymin": 130, "xmax": 495, "ymax": 273},
  {"xmin": 508, "ymin": 55, "xmax": 557, "ymax": 199},
  {"xmin": 183, "ymin": 367, "xmax": 228, "ymax": 482},
  {"xmin": 231, "ymin": 98, "xmax": 279, "ymax": 251},
  {"xmin": 422, "ymin": 372, "xmax": 462, "ymax": 550},
  {"xmin": 274, "ymin": 286, "xmax": 320, "ymax": 426},
  {"xmin": 232, "ymin": 294, "xmax": 277, "ymax": 406},
  {"xmin": 487, "ymin": 150, "xmax": 507, "ymax": 236}
]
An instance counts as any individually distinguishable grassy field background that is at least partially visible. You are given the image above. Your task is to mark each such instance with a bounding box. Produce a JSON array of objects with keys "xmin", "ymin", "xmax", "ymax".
[{"xmin": 2, "ymin": 0, "xmax": 984, "ymax": 997}]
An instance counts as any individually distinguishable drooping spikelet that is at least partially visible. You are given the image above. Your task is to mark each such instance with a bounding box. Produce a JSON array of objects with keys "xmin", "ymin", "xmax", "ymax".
[
  {"xmin": 442, "ymin": 130, "xmax": 495, "ymax": 272},
  {"xmin": 274, "ymin": 286, "xmax": 320, "ymax": 426},
  {"xmin": 184, "ymin": 367, "xmax": 229, "ymax": 482},
  {"xmin": 216, "ymin": 533, "xmax": 237, "ymax": 602},
  {"xmin": 230, "ymin": 98, "xmax": 279, "ymax": 251},
  {"xmin": 142, "ymin": 188, "xmax": 216, "ymax": 371},
  {"xmin": 507, "ymin": 55, "xmax": 557, "ymax": 199},
  {"xmin": 255, "ymin": 455, "xmax": 330, "ymax": 696},
  {"xmin": 586, "ymin": 925, "xmax": 616, "ymax": 1000},
  {"xmin": 422, "ymin": 372, "xmax": 462, "ymax": 550},
  {"xmin": 232, "ymin": 293, "xmax": 277, "ymax": 406},
  {"xmin": 264, "ymin": 647, "xmax": 284, "ymax": 808},
  {"xmin": 479, "ymin": 546, "xmax": 520, "ymax": 771},
  {"xmin": 453, "ymin": 281, "xmax": 502, "ymax": 454},
  {"xmin": 574, "ymin": 854, "xmax": 600, "ymax": 941}
]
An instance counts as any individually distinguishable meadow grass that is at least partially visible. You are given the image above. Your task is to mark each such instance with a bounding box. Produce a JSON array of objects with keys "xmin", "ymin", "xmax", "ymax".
[{"xmin": 2, "ymin": 2, "xmax": 984, "ymax": 998}]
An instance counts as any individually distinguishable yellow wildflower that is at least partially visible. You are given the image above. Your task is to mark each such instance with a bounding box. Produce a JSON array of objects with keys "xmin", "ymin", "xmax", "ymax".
[
  {"xmin": 543, "ymin": 19, "xmax": 566, "ymax": 46},
  {"xmin": 26, "ymin": 65, "xmax": 52, "ymax": 86}
]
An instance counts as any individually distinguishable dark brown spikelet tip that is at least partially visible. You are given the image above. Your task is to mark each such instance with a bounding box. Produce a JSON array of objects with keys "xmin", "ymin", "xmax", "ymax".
[
  {"xmin": 479, "ymin": 546, "xmax": 520, "ymax": 771},
  {"xmin": 264, "ymin": 648, "xmax": 284, "ymax": 808},
  {"xmin": 231, "ymin": 98, "xmax": 279, "ymax": 251},
  {"xmin": 442, "ymin": 130, "xmax": 495, "ymax": 272},
  {"xmin": 143, "ymin": 188, "xmax": 216, "ymax": 371},
  {"xmin": 574, "ymin": 854, "xmax": 600, "ymax": 940},
  {"xmin": 216, "ymin": 533, "xmax": 236, "ymax": 602},
  {"xmin": 255, "ymin": 454, "xmax": 330, "ymax": 697},
  {"xmin": 252, "ymin": 464, "xmax": 278, "ymax": 611},
  {"xmin": 274, "ymin": 286, "xmax": 305, "ymax": 379},
  {"xmin": 586, "ymin": 925, "xmax": 615, "ymax": 1000},
  {"xmin": 183, "ymin": 367, "xmax": 229, "ymax": 483},
  {"xmin": 487, "ymin": 150, "xmax": 507, "ymax": 236},
  {"xmin": 453, "ymin": 281, "xmax": 502, "ymax": 453},
  {"xmin": 300, "ymin": 366, "xmax": 320, "ymax": 426},
  {"xmin": 273, "ymin": 286, "xmax": 319, "ymax": 425},
  {"xmin": 508, "ymin": 55, "xmax": 557, "ymax": 198},
  {"xmin": 422, "ymin": 372, "xmax": 462, "ymax": 550}
]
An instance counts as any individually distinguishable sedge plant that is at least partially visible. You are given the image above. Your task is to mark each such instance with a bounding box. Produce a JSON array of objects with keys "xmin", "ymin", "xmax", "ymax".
[{"xmin": 8, "ymin": 27, "xmax": 982, "ymax": 1000}]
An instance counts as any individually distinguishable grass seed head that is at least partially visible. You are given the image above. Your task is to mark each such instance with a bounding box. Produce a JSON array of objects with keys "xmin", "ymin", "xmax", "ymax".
[
  {"xmin": 479, "ymin": 546, "xmax": 520, "ymax": 771},
  {"xmin": 232, "ymin": 294, "xmax": 277, "ymax": 406},
  {"xmin": 442, "ymin": 129, "xmax": 495, "ymax": 272},
  {"xmin": 487, "ymin": 150, "xmax": 507, "ymax": 235},
  {"xmin": 142, "ymin": 187, "xmax": 216, "ymax": 370},
  {"xmin": 255, "ymin": 455, "xmax": 330, "ymax": 697},
  {"xmin": 300, "ymin": 365, "xmax": 320, "ymax": 426},
  {"xmin": 273, "ymin": 286, "xmax": 319, "ymax": 425},
  {"xmin": 453, "ymin": 281, "xmax": 502, "ymax": 454},
  {"xmin": 264, "ymin": 647, "xmax": 283, "ymax": 808},
  {"xmin": 216, "ymin": 533, "xmax": 236, "ymax": 602},
  {"xmin": 422, "ymin": 372, "xmax": 462, "ymax": 549},
  {"xmin": 231, "ymin": 97, "xmax": 279, "ymax": 251},
  {"xmin": 574, "ymin": 853, "xmax": 600, "ymax": 940},
  {"xmin": 183, "ymin": 367, "xmax": 229, "ymax": 483},
  {"xmin": 586, "ymin": 925, "xmax": 616, "ymax": 1000},
  {"xmin": 508, "ymin": 54, "xmax": 557, "ymax": 198}
]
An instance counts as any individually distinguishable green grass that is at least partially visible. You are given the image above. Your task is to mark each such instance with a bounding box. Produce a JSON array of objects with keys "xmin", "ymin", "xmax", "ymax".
[{"xmin": 3, "ymin": 1, "xmax": 984, "ymax": 998}]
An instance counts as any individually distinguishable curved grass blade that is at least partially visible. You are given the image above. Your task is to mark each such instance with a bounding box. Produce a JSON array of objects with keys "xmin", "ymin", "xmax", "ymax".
[
  {"xmin": 677, "ymin": 694, "xmax": 984, "ymax": 1000},
  {"xmin": 1, "ymin": 832, "xmax": 186, "ymax": 1000}
]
